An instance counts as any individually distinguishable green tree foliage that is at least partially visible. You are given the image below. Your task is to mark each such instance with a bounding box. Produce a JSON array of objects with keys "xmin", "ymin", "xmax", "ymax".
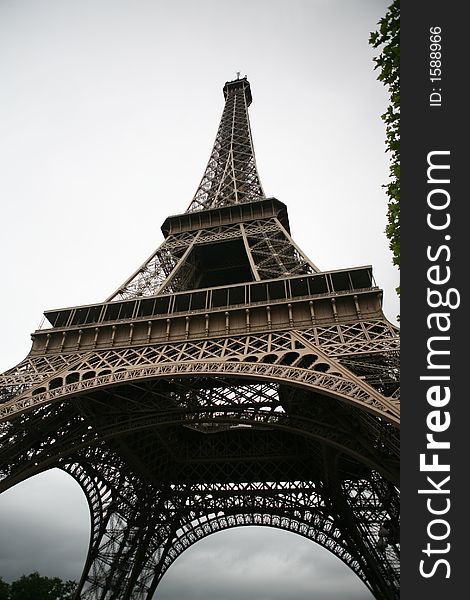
[
  {"xmin": 370, "ymin": 0, "xmax": 400, "ymax": 293},
  {"xmin": 0, "ymin": 578, "xmax": 10, "ymax": 600},
  {"xmin": 0, "ymin": 573, "xmax": 77, "ymax": 600}
]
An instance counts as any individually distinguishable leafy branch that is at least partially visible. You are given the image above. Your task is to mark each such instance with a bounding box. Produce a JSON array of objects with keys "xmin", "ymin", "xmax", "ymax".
[{"xmin": 370, "ymin": 0, "xmax": 400, "ymax": 295}]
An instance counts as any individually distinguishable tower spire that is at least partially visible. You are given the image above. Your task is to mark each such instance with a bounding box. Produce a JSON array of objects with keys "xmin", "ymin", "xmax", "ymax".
[{"xmin": 186, "ymin": 77, "xmax": 265, "ymax": 212}]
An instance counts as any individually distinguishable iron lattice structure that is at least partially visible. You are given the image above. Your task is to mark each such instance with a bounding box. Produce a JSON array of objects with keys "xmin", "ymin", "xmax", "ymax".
[{"xmin": 0, "ymin": 77, "xmax": 400, "ymax": 599}]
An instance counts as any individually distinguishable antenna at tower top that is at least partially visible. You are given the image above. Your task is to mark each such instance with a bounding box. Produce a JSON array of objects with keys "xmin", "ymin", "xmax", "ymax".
[{"xmin": 236, "ymin": 71, "xmax": 241, "ymax": 80}]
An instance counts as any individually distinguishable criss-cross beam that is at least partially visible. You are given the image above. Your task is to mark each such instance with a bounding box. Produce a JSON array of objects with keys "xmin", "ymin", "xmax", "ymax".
[
  {"xmin": 0, "ymin": 377, "xmax": 399, "ymax": 493},
  {"xmin": 187, "ymin": 77, "xmax": 265, "ymax": 212},
  {"xmin": 58, "ymin": 440, "xmax": 399, "ymax": 600}
]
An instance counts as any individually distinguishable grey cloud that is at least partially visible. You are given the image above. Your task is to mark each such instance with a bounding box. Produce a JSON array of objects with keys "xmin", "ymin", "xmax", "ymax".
[
  {"xmin": 157, "ymin": 527, "xmax": 373, "ymax": 600},
  {"xmin": 0, "ymin": 470, "xmax": 89, "ymax": 582}
]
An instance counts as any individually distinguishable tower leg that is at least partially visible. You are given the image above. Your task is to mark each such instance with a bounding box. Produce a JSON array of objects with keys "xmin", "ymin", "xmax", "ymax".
[
  {"xmin": 67, "ymin": 458, "xmax": 187, "ymax": 600},
  {"xmin": 324, "ymin": 450, "xmax": 400, "ymax": 600}
]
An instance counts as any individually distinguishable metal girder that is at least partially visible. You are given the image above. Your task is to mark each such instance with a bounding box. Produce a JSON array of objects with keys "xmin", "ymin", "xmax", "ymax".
[{"xmin": 187, "ymin": 77, "xmax": 265, "ymax": 212}]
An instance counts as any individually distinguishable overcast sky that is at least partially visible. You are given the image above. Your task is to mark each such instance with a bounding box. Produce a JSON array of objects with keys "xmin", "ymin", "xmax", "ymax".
[{"xmin": 0, "ymin": 0, "xmax": 394, "ymax": 597}]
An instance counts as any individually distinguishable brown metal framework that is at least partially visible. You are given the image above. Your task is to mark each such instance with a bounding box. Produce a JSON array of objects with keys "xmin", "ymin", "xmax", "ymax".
[{"xmin": 0, "ymin": 77, "xmax": 399, "ymax": 599}]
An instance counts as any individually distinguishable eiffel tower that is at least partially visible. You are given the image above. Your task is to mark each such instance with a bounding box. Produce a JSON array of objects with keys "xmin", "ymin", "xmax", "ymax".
[{"xmin": 0, "ymin": 76, "xmax": 400, "ymax": 599}]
